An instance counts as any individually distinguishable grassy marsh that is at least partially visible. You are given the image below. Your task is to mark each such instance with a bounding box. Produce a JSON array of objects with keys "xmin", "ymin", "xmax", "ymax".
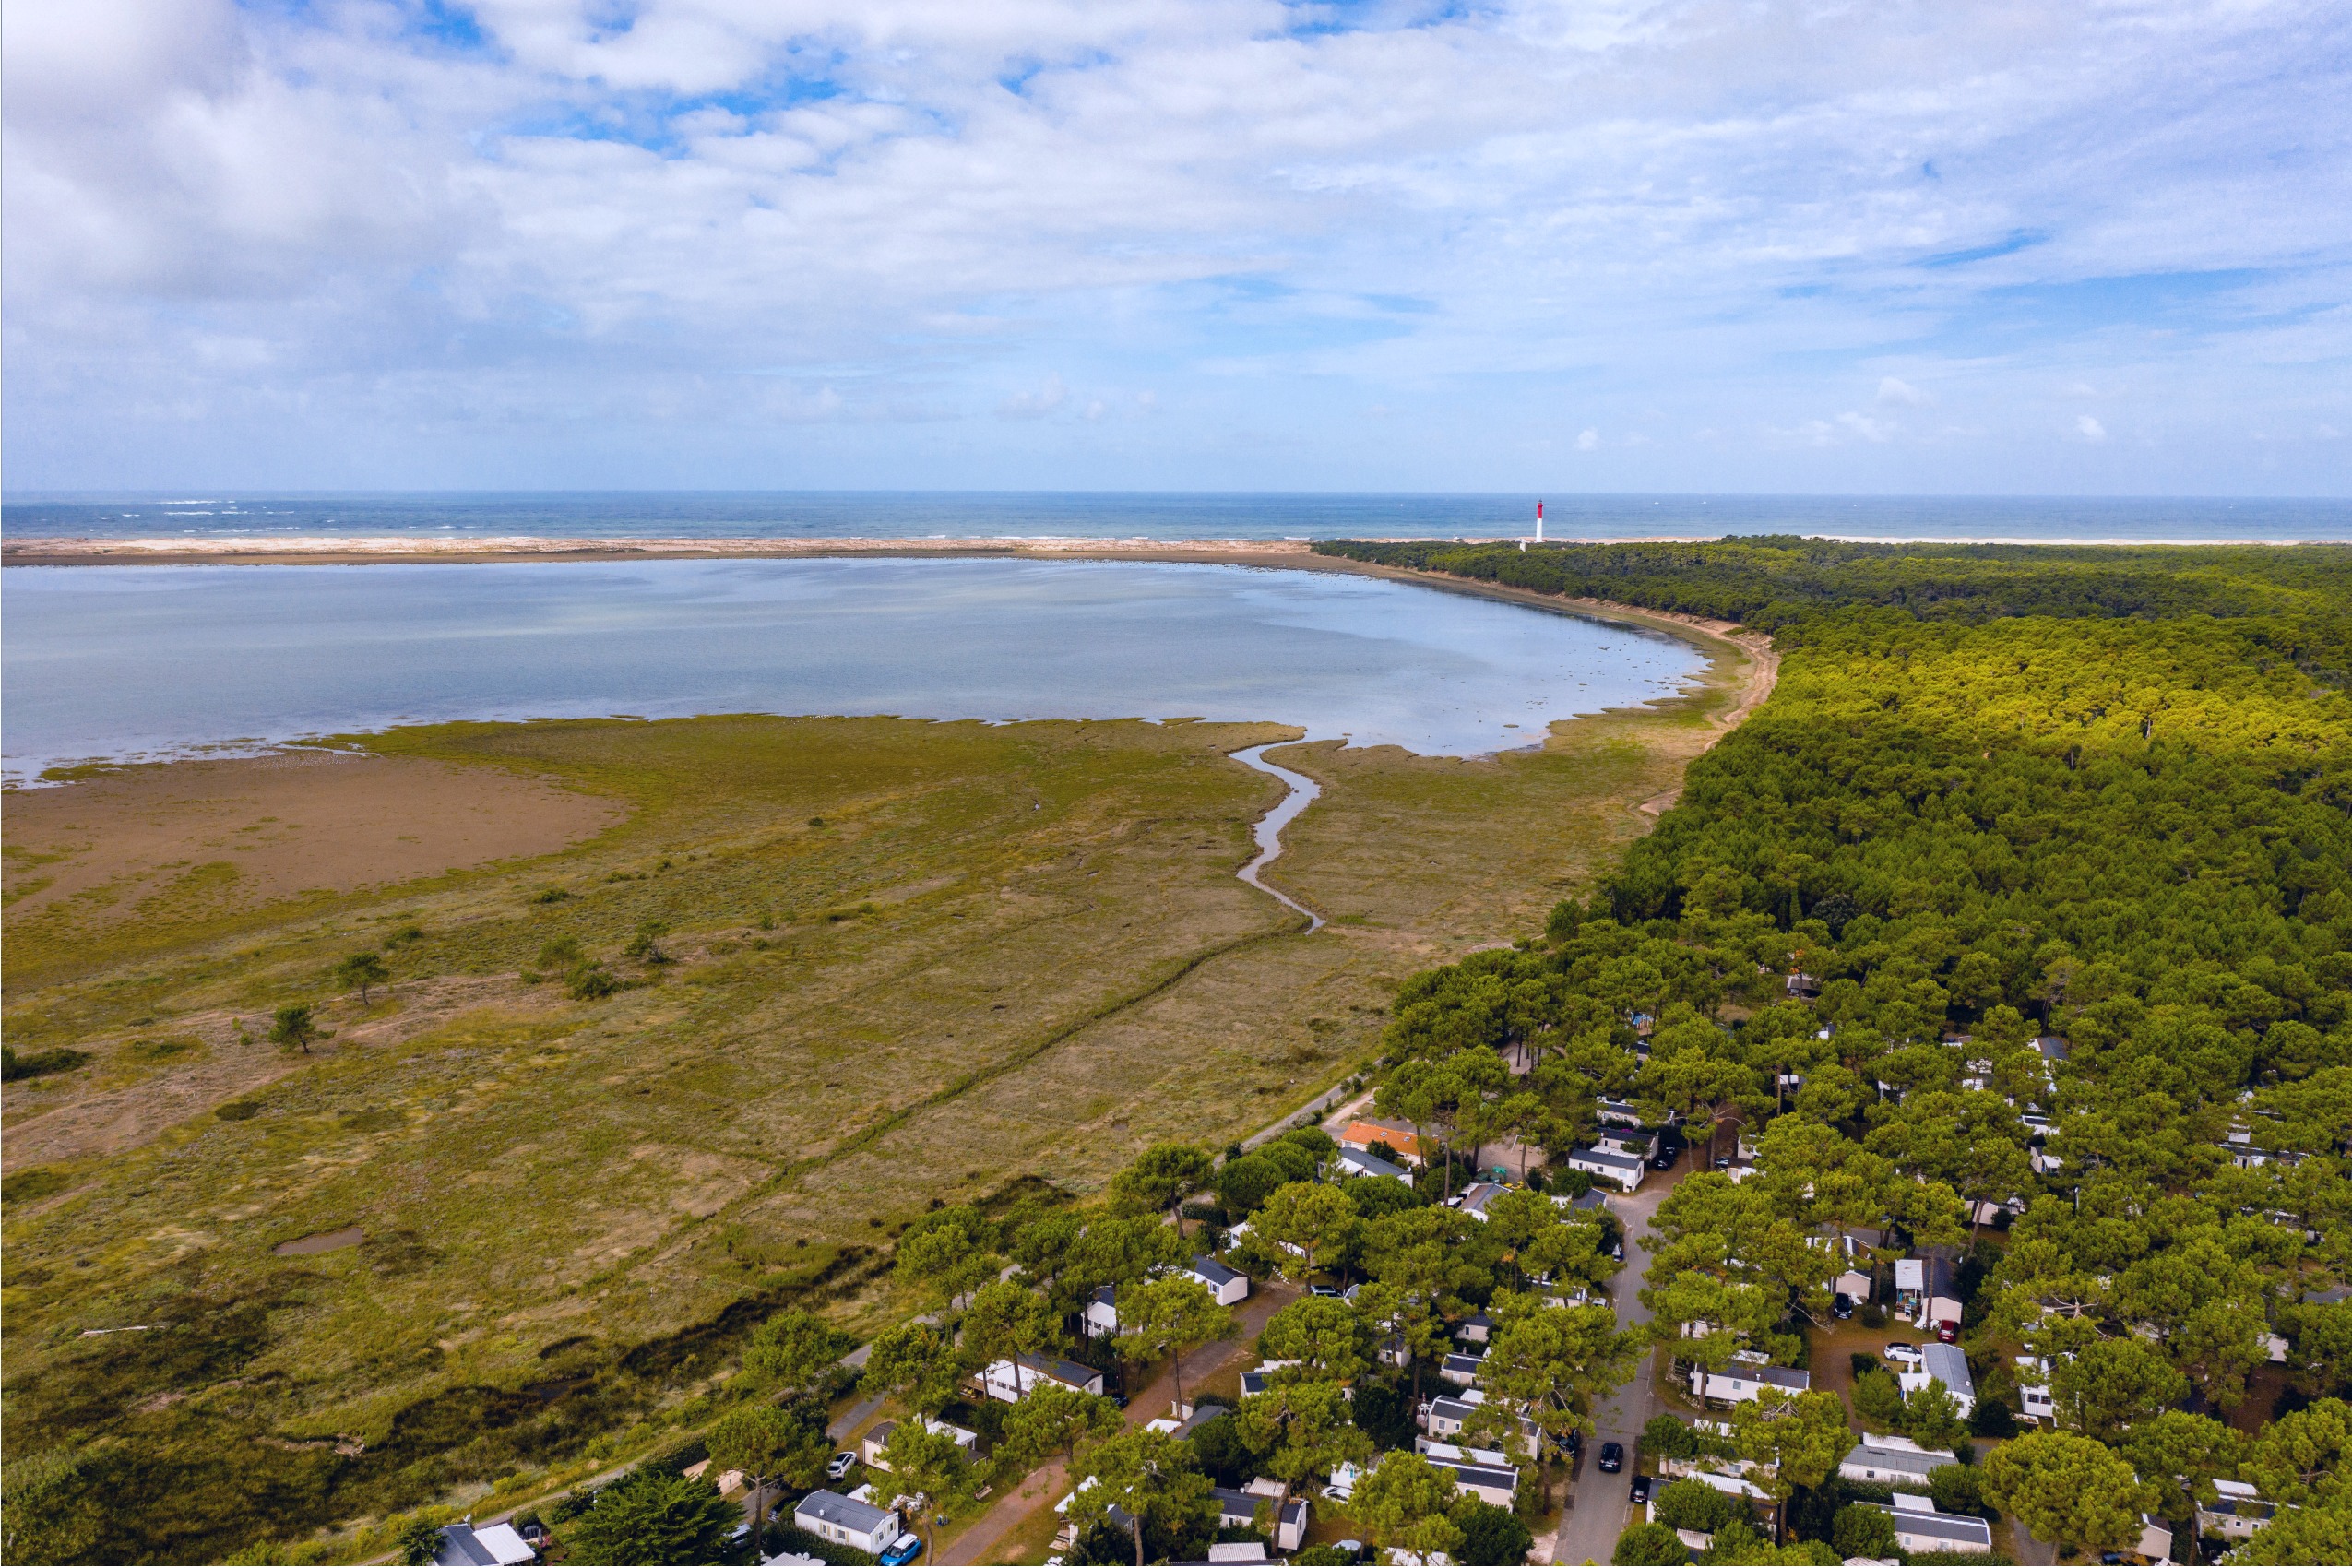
[{"xmin": 1, "ymin": 612, "xmax": 1751, "ymax": 1560}]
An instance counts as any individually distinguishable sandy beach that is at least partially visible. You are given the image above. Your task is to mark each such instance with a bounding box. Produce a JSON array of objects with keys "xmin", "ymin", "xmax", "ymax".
[{"xmin": 0, "ymin": 533, "xmax": 1691, "ymax": 567}]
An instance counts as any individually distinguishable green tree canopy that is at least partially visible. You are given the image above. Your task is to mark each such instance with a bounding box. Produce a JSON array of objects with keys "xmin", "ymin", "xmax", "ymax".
[
  {"xmin": 561, "ymin": 1467, "xmax": 739, "ymax": 1566},
  {"xmin": 1980, "ymin": 1431, "xmax": 2151, "ymax": 1559}
]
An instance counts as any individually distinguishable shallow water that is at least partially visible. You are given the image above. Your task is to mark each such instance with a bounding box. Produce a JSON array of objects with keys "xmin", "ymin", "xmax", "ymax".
[{"xmin": 0, "ymin": 558, "xmax": 1705, "ymax": 782}]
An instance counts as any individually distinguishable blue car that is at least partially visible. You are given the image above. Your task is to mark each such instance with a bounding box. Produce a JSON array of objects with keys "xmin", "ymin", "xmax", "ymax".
[{"xmin": 878, "ymin": 1533, "xmax": 924, "ymax": 1566}]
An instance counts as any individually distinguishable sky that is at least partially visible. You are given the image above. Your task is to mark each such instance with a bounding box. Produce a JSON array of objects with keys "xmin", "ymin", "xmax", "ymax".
[{"xmin": 3, "ymin": 0, "xmax": 2348, "ymax": 495}]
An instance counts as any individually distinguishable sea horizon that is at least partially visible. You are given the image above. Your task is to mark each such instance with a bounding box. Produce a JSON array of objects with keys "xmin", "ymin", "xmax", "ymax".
[{"xmin": 6, "ymin": 489, "xmax": 2350, "ymax": 544}]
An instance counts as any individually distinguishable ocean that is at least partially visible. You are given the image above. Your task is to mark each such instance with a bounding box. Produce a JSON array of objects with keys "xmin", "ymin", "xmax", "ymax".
[
  {"xmin": 6, "ymin": 491, "xmax": 2350, "ymax": 543},
  {"xmin": 0, "ymin": 557, "xmax": 1707, "ymax": 783}
]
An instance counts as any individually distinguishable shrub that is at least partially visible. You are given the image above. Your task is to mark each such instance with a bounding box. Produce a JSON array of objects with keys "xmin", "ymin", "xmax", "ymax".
[
  {"xmin": 1453, "ymin": 1498, "xmax": 1534, "ymax": 1564},
  {"xmin": 1852, "ymin": 1367, "xmax": 1907, "ymax": 1429},
  {"xmin": 1832, "ymin": 1504, "xmax": 1898, "ymax": 1560},
  {"xmin": 1929, "ymin": 1463, "xmax": 1988, "ymax": 1515},
  {"xmin": 1642, "ymin": 1414, "xmax": 1700, "ymax": 1461},
  {"xmin": 1971, "ymin": 1398, "xmax": 2019, "ymax": 1438},
  {"xmin": 1, "ymin": 1046, "xmax": 91, "ymax": 1081},
  {"xmin": 1653, "ymin": 1479, "xmax": 1744, "ymax": 1535},
  {"xmin": 1859, "ymin": 1301, "xmax": 1886, "ymax": 1328},
  {"xmin": 1612, "ymin": 1522, "xmax": 1691, "ymax": 1565},
  {"xmin": 567, "ymin": 963, "xmax": 621, "ymax": 1000}
]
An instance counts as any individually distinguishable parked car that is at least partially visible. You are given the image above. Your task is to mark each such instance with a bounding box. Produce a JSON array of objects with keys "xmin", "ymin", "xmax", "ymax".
[
  {"xmin": 1630, "ymin": 1474, "xmax": 1652, "ymax": 1503},
  {"xmin": 1936, "ymin": 1324, "xmax": 1958, "ymax": 1344},
  {"xmin": 1651, "ymin": 1149, "xmax": 1676, "ymax": 1170},
  {"xmin": 1884, "ymin": 1342, "xmax": 1925, "ymax": 1366},
  {"xmin": 827, "ymin": 1450, "xmax": 859, "ymax": 1480},
  {"xmin": 1610, "ymin": 1240, "xmax": 1625, "ymax": 1261},
  {"xmin": 1833, "ymin": 1292, "xmax": 1855, "ymax": 1320},
  {"xmin": 1598, "ymin": 1442, "xmax": 1625, "ymax": 1473},
  {"xmin": 878, "ymin": 1532, "xmax": 924, "ymax": 1565},
  {"xmin": 1310, "ymin": 1284, "xmax": 1343, "ymax": 1298},
  {"xmin": 1562, "ymin": 1429, "xmax": 1583, "ymax": 1458}
]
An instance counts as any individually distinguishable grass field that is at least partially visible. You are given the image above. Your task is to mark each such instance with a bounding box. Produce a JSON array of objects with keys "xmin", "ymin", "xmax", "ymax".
[{"xmin": 0, "ymin": 602, "xmax": 1752, "ymax": 1561}]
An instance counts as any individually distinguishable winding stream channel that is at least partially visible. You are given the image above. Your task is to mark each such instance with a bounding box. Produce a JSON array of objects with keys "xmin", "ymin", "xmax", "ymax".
[{"xmin": 1230, "ymin": 743, "xmax": 1325, "ymax": 932}]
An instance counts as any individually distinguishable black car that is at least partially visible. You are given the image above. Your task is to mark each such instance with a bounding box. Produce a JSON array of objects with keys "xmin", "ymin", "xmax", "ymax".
[
  {"xmin": 1629, "ymin": 1474, "xmax": 1652, "ymax": 1504},
  {"xmin": 1651, "ymin": 1148, "xmax": 1675, "ymax": 1170},
  {"xmin": 1833, "ymin": 1291, "xmax": 1856, "ymax": 1320},
  {"xmin": 1598, "ymin": 1441, "xmax": 1625, "ymax": 1473},
  {"xmin": 1562, "ymin": 1429, "xmax": 1584, "ymax": 1457}
]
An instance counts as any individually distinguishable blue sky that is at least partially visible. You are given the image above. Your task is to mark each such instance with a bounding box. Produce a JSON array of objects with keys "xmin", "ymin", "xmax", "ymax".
[{"xmin": 3, "ymin": 0, "xmax": 2347, "ymax": 494}]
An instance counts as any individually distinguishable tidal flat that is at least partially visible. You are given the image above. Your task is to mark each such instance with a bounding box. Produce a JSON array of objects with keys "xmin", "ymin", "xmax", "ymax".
[{"xmin": 0, "ymin": 603, "xmax": 1755, "ymax": 1561}]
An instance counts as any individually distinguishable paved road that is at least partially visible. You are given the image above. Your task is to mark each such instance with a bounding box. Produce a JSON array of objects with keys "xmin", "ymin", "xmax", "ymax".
[{"xmin": 1545, "ymin": 1161, "xmax": 1688, "ymax": 1567}]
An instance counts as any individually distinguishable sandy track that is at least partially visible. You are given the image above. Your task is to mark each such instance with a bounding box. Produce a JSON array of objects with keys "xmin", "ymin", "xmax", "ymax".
[{"xmin": 0, "ymin": 534, "xmax": 1720, "ymax": 566}]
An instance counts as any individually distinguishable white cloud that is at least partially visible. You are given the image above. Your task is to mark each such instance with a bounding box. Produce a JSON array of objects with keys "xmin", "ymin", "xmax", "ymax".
[
  {"xmin": 2076, "ymin": 414, "xmax": 2108, "ymax": 442},
  {"xmin": 3, "ymin": 0, "xmax": 2347, "ymax": 490},
  {"xmin": 1876, "ymin": 376, "xmax": 1930, "ymax": 408}
]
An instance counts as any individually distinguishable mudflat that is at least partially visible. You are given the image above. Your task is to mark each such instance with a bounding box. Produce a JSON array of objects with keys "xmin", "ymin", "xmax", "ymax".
[{"xmin": 5, "ymin": 752, "xmax": 624, "ymax": 933}]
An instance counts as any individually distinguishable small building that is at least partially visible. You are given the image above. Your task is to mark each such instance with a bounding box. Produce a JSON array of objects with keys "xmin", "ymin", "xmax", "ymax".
[
  {"xmin": 1862, "ymin": 1498, "xmax": 1992, "ymax": 1556},
  {"xmin": 2133, "ymin": 1514, "xmax": 2178, "ymax": 1563},
  {"xmin": 794, "ymin": 1491, "xmax": 903, "ymax": 1557},
  {"xmin": 1596, "ymin": 1127, "xmax": 1654, "ymax": 1159},
  {"xmin": 1897, "ymin": 1343, "xmax": 1976, "ymax": 1418},
  {"xmin": 1895, "ymin": 1255, "xmax": 1963, "ymax": 1332},
  {"xmin": 1421, "ymin": 1392, "xmax": 1480, "ymax": 1439},
  {"xmin": 1211, "ymin": 1483, "xmax": 1309, "ymax": 1551},
  {"xmin": 433, "ymin": 1522, "xmax": 536, "ymax": 1568},
  {"xmin": 2014, "ymin": 1357, "xmax": 2055, "ymax": 1423},
  {"xmin": 1417, "ymin": 1443, "xmax": 1518, "ymax": 1507},
  {"xmin": 1563, "ymin": 1145, "xmax": 1646, "ymax": 1193},
  {"xmin": 1839, "ymin": 1434, "xmax": 1957, "ymax": 1487},
  {"xmin": 1336, "ymin": 1146, "xmax": 1411, "ymax": 1182},
  {"xmin": 1456, "ymin": 1312, "xmax": 1495, "ymax": 1344},
  {"xmin": 2197, "ymin": 1479, "xmax": 2276, "ymax": 1541},
  {"xmin": 1455, "ymin": 1182, "xmax": 1511, "ymax": 1219},
  {"xmin": 1815, "ymin": 1230, "xmax": 1874, "ymax": 1303},
  {"xmin": 1189, "ymin": 1255, "xmax": 1250, "ymax": 1306},
  {"xmin": 1205, "ymin": 1544, "xmax": 1271, "ymax": 1564},
  {"xmin": 1337, "ymin": 1117, "xmax": 1425, "ymax": 1166},
  {"xmin": 1085, "ymin": 1284, "xmax": 1120, "ymax": 1338},
  {"xmin": 861, "ymin": 1417, "xmax": 979, "ymax": 1470},
  {"xmin": 1440, "ymin": 1350, "xmax": 1485, "ymax": 1387},
  {"xmin": 979, "ymin": 1352, "xmax": 1107, "ymax": 1402},
  {"xmin": 1562, "ymin": 1187, "xmax": 1610, "ymax": 1217},
  {"xmin": 1690, "ymin": 1361, "xmax": 1811, "ymax": 1405}
]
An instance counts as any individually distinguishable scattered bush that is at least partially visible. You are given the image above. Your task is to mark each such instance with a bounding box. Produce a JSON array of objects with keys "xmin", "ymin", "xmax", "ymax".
[{"xmin": 1, "ymin": 1046, "xmax": 91, "ymax": 1081}]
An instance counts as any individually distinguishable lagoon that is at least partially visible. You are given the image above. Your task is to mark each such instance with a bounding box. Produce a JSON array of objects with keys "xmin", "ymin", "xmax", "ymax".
[{"xmin": 0, "ymin": 558, "xmax": 1705, "ymax": 782}]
